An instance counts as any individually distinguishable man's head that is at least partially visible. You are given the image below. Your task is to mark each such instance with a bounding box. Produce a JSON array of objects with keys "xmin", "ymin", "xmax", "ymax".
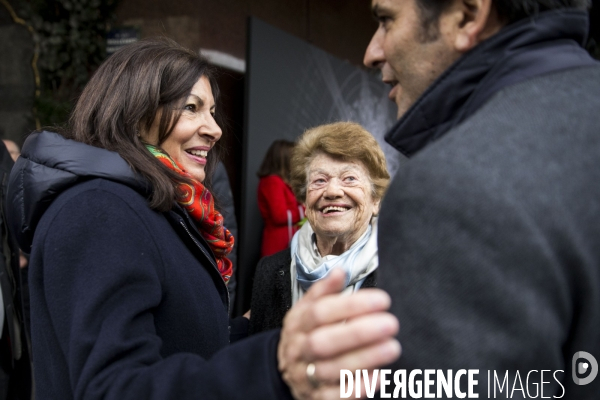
[{"xmin": 364, "ymin": 0, "xmax": 591, "ymax": 119}]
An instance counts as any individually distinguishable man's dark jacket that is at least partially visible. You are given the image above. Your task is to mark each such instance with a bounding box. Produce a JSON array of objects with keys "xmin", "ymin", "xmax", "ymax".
[
  {"xmin": 378, "ymin": 9, "xmax": 600, "ymax": 398},
  {"xmin": 6, "ymin": 131, "xmax": 291, "ymax": 400}
]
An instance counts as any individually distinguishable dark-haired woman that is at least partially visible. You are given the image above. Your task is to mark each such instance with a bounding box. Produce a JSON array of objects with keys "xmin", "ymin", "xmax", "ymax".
[
  {"xmin": 257, "ymin": 140, "xmax": 305, "ymax": 257},
  {"xmin": 6, "ymin": 39, "xmax": 399, "ymax": 399}
]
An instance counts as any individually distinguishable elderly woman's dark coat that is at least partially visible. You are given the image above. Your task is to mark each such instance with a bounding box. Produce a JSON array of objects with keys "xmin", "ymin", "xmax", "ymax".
[{"xmin": 249, "ymin": 250, "xmax": 376, "ymax": 334}]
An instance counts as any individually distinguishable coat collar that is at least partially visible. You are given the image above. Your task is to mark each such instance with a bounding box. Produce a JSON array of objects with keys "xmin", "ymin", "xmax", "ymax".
[
  {"xmin": 385, "ymin": 9, "xmax": 597, "ymax": 157},
  {"xmin": 7, "ymin": 131, "xmax": 150, "ymax": 251}
]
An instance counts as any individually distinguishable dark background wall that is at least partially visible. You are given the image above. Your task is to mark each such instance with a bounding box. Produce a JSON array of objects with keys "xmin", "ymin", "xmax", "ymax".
[
  {"xmin": 114, "ymin": 0, "xmax": 377, "ymax": 67},
  {"xmin": 0, "ymin": 3, "xmax": 36, "ymax": 145}
]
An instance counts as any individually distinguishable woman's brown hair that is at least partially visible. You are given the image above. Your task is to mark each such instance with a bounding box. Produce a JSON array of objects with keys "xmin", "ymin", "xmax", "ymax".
[
  {"xmin": 256, "ymin": 140, "xmax": 295, "ymax": 182},
  {"xmin": 65, "ymin": 38, "xmax": 221, "ymax": 211}
]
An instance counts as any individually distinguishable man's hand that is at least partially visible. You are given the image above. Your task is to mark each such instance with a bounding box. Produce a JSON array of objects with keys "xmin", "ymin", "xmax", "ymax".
[{"xmin": 278, "ymin": 269, "xmax": 401, "ymax": 399}]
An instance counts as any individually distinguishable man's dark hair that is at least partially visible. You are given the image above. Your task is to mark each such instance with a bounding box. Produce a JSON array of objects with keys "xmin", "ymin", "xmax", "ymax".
[{"xmin": 417, "ymin": 0, "xmax": 592, "ymax": 40}]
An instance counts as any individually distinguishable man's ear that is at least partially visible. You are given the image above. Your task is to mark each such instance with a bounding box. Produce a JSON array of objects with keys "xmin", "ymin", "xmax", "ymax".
[{"xmin": 451, "ymin": 0, "xmax": 502, "ymax": 52}]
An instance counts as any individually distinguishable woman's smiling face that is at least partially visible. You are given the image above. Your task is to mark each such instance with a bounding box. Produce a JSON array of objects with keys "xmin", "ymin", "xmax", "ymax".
[
  {"xmin": 305, "ymin": 153, "xmax": 380, "ymax": 253},
  {"xmin": 145, "ymin": 75, "xmax": 222, "ymax": 182}
]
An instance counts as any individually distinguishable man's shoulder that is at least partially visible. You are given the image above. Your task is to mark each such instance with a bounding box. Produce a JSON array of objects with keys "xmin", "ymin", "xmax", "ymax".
[
  {"xmin": 423, "ymin": 65, "xmax": 600, "ymax": 162},
  {"xmin": 482, "ymin": 65, "xmax": 600, "ymax": 123},
  {"xmin": 390, "ymin": 64, "xmax": 600, "ymax": 212},
  {"xmin": 505, "ymin": 64, "xmax": 599, "ymax": 100}
]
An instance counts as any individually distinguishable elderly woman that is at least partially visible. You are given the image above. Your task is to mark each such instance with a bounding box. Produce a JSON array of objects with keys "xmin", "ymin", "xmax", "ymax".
[
  {"xmin": 249, "ymin": 122, "xmax": 391, "ymax": 334},
  {"xmin": 6, "ymin": 40, "xmax": 399, "ymax": 399}
]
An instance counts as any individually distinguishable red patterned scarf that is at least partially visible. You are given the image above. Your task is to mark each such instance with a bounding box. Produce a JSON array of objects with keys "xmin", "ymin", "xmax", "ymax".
[{"xmin": 147, "ymin": 145, "xmax": 234, "ymax": 284}]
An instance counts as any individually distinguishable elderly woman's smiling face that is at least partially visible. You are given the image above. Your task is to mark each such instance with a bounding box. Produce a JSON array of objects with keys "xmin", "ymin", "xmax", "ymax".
[{"xmin": 305, "ymin": 153, "xmax": 380, "ymax": 256}]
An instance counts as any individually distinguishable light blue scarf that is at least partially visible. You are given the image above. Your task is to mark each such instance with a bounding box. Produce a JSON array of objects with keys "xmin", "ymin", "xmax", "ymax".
[{"xmin": 290, "ymin": 217, "xmax": 379, "ymax": 302}]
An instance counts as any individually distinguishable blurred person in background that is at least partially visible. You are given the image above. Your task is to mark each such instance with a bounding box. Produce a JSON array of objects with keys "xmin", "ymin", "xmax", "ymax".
[
  {"xmin": 250, "ymin": 122, "xmax": 390, "ymax": 334},
  {"xmin": 0, "ymin": 140, "xmax": 27, "ymax": 268},
  {"xmin": 6, "ymin": 38, "xmax": 400, "ymax": 399},
  {"xmin": 0, "ymin": 140, "xmax": 31, "ymax": 400},
  {"xmin": 257, "ymin": 140, "xmax": 305, "ymax": 257},
  {"xmin": 2, "ymin": 140, "xmax": 20, "ymax": 162},
  {"xmin": 211, "ymin": 161, "xmax": 239, "ymax": 316}
]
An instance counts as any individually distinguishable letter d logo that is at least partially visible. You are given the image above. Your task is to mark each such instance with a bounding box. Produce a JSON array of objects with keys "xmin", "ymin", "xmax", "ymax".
[{"xmin": 572, "ymin": 351, "xmax": 598, "ymax": 385}]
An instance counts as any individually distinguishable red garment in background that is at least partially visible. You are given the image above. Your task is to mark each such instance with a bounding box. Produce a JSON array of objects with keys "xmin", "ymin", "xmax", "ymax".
[{"xmin": 257, "ymin": 175, "xmax": 304, "ymax": 257}]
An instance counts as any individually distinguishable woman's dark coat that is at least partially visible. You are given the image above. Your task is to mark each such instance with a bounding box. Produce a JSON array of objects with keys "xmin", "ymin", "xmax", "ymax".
[
  {"xmin": 249, "ymin": 249, "xmax": 376, "ymax": 334},
  {"xmin": 6, "ymin": 131, "xmax": 291, "ymax": 400}
]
